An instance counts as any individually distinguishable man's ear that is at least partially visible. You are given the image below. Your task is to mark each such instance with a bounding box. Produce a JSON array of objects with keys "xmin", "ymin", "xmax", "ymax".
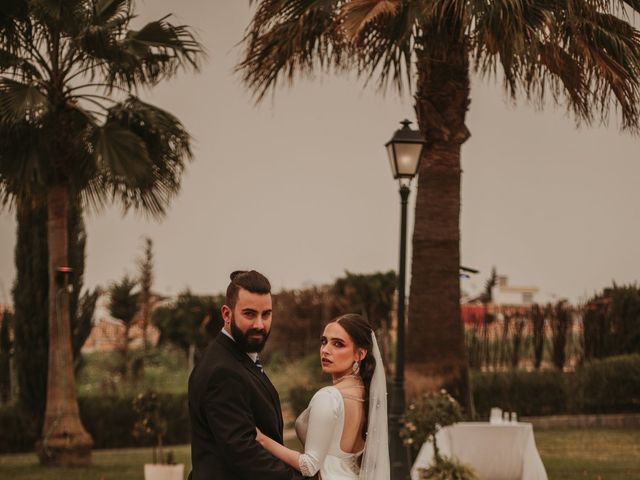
[{"xmin": 221, "ymin": 305, "xmax": 231, "ymax": 324}]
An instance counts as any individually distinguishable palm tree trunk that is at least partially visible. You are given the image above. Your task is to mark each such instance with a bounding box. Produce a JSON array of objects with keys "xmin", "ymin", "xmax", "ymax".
[
  {"xmin": 407, "ymin": 40, "xmax": 474, "ymax": 415},
  {"xmin": 36, "ymin": 184, "xmax": 93, "ymax": 465}
]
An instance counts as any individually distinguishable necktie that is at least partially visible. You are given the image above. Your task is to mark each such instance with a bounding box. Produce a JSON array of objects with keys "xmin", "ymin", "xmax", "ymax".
[{"xmin": 255, "ymin": 356, "xmax": 264, "ymax": 373}]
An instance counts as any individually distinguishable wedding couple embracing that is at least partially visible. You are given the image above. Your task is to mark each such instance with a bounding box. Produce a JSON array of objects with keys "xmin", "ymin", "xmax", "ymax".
[{"xmin": 188, "ymin": 270, "xmax": 390, "ymax": 480}]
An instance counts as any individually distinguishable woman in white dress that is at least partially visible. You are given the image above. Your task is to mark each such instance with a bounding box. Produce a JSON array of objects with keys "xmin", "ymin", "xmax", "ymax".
[{"xmin": 256, "ymin": 314, "xmax": 390, "ymax": 480}]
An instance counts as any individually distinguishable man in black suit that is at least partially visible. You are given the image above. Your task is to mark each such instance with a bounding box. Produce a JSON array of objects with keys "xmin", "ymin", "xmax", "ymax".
[{"xmin": 188, "ymin": 270, "xmax": 305, "ymax": 480}]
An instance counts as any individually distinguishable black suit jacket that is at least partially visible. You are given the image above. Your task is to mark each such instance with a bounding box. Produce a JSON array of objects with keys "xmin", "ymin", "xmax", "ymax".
[{"xmin": 188, "ymin": 332, "xmax": 304, "ymax": 480}]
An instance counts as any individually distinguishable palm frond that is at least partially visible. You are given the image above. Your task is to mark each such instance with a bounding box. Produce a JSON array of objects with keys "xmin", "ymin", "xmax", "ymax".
[
  {"xmin": 90, "ymin": 96, "xmax": 191, "ymax": 217},
  {"xmin": 340, "ymin": 0, "xmax": 400, "ymax": 39},
  {"xmin": 94, "ymin": 0, "xmax": 130, "ymax": 26},
  {"xmin": 0, "ymin": 48, "xmax": 43, "ymax": 79},
  {"xmin": 105, "ymin": 16, "xmax": 202, "ymax": 88},
  {"xmin": 0, "ymin": 0, "xmax": 29, "ymax": 49},
  {"xmin": 0, "ymin": 78, "xmax": 49, "ymax": 124},
  {"xmin": 239, "ymin": 0, "xmax": 345, "ymax": 101},
  {"xmin": 0, "ymin": 121, "xmax": 49, "ymax": 208}
]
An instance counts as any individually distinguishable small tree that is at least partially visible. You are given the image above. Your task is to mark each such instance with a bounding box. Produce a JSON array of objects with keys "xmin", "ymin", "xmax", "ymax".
[
  {"xmin": 137, "ymin": 237, "xmax": 154, "ymax": 378},
  {"xmin": 551, "ymin": 301, "xmax": 572, "ymax": 371},
  {"xmin": 152, "ymin": 291, "xmax": 219, "ymax": 360},
  {"xmin": 401, "ymin": 390, "xmax": 463, "ymax": 464},
  {"xmin": 531, "ymin": 304, "xmax": 545, "ymax": 370},
  {"xmin": 132, "ymin": 390, "xmax": 172, "ymax": 464},
  {"xmin": 109, "ymin": 276, "xmax": 139, "ymax": 379}
]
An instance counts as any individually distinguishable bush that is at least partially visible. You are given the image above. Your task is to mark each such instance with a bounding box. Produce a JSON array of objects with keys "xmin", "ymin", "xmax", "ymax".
[
  {"xmin": 0, "ymin": 393, "xmax": 189, "ymax": 453},
  {"xmin": 418, "ymin": 456, "xmax": 478, "ymax": 480},
  {"xmin": 574, "ymin": 354, "xmax": 640, "ymax": 413},
  {"xmin": 0, "ymin": 404, "xmax": 38, "ymax": 453},
  {"xmin": 80, "ymin": 393, "xmax": 189, "ymax": 449},
  {"xmin": 472, "ymin": 369, "xmax": 568, "ymax": 418}
]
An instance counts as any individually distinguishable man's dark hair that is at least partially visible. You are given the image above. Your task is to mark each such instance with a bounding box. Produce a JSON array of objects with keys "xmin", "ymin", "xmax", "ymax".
[{"xmin": 225, "ymin": 270, "xmax": 271, "ymax": 308}]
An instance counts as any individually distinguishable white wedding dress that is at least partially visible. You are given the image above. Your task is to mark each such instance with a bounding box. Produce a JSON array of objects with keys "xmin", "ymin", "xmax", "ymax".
[{"xmin": 295, "ymin": 386, "xmax": 364, "ymax": 479}]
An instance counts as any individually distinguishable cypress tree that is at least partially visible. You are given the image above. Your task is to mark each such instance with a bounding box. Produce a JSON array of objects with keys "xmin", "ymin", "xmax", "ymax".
[{"xmin": 11, "ymin": 199, "xmax": 95, "ymax": 425}]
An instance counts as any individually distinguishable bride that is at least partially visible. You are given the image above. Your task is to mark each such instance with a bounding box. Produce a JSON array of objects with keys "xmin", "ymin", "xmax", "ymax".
[{"xmin": 256, "ymin": 313, "xmax": 389, "ymax": 480}]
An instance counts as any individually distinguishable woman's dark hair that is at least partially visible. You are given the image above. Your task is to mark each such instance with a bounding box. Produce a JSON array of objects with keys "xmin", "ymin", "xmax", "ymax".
[{"xmin": 333, "ymin": 313, "xmax": 375, "ymax": 441}]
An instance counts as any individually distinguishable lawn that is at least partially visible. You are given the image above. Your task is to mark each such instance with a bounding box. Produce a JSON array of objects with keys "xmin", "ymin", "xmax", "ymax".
[{"xmin": 1, "ymin": 429, "xmax": 638, "ymax": 480}]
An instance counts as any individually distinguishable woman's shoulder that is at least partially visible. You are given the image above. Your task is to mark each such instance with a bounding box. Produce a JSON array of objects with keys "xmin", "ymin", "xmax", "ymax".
[{"xmin": 309, "ymin": 386, "xmax": 343, "ymax": 414}]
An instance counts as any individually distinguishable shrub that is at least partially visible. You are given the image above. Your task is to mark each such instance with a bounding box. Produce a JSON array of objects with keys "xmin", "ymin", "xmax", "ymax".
[
  {"xmin": 418, "ymin": 456, "xmax": 478, "ymax": 480},
  {"xmin": 401, "ymin": 391, "xmax": 463, "ymax": 464},
  {"xmin": 78, "ymin": 393, "xmax": 189, "ymax": 450},
  {"xmin": 574, "ymin": 354, "xmax": 640, "ymax": 413},
  {"xmin": 0, "ymin": 404, "xmax": 38, "ymax": 453},
  {"xmin": 472, "ymin": 370, "xmax": 568, "ymax": 418}
]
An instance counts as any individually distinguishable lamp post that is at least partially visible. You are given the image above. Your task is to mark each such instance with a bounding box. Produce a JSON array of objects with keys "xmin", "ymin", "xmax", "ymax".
[{"xmin": 386, "ymin": 119, "xmax": 425, "ymax": 480}]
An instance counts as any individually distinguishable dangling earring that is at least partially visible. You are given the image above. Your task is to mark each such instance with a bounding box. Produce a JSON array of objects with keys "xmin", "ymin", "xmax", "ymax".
[{"xmin": 352, "ymin": 360, "xmax": 360, "ymax": 375}]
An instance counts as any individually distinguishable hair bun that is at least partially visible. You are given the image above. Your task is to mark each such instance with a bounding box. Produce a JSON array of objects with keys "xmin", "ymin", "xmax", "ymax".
[{"xmin": 230, "ymin": 270, "xmax": 248, "ymax": 281}]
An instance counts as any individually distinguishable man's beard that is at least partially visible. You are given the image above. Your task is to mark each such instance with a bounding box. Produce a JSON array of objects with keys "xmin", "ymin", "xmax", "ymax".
[{"xmin": 230, "ymin": 315, "xmax": 270, "ymax": 353}]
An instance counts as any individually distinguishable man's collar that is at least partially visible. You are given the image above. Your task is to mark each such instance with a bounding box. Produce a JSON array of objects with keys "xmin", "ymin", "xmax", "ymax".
[{"xmin": 220, "ymin": 327, "xmax": 258, "ymax": 362}]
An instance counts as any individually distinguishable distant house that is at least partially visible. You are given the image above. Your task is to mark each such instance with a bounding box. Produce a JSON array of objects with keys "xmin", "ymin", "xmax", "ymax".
[
  {"xmin": 81, "ymin": 292, "xmax": 167, "ymax": 353},
  {"xmin": 493, "ymin": 275, "xmax": 540, "ymax": 306}
]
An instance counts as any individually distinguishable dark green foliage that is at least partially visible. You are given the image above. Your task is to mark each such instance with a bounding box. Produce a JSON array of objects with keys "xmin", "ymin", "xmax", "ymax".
[
  {"xmin": 0, "ymin": 310, "xmax": 12, "ymax": 403},
  {"xmin": 531, "ymin": 304, "xmax": 545, "ymax": 369},
  {"xmin": 574, "ymin": 355, "xmax": 640, "ymax": 414},
  {"xmin": 109, "ymin": 275, "xmax": 139, "ymax": 378},
  {"xmin": 109, "ymin": 276, "xmax": 139, "ymax": 326},
  {"xmin": 152, "ymin": 290, "xmax": 221, "ymax": 359},
  {"xmin": 583, "ymin": 285, "xmax": 640, "ymax": 360},
  {"xmin": 472, "ymin": 370, "xmax": 568, "ymax": 417},
  {"xmin": 401, "ymin": 391, "xmax": 463, "ymax": 463},
  {"xmin": 11, "ymin": 201, "xmax": 95, "ymax": 422},
  {"xmin": 551, "ymin": 301, "xmax": 572, "ymax": 370},
  {"xmin": 418, "ymin": 456, "xmax": 478, "ymax": 480},
  {"xmin": 0, "ymin": 393, "xmax": 189, "ymax": 453},
  {"xmin": 11, "ymin": 203, "xmax": 49, "ymax": 423},
  {"xmin": 86, "ymin": 393, "xmax": 190, "ymax": 450},
  {"xmin": 289, "ymin": 384, "xmax": 318, "ymax": 418},
  {"xmin": 472, "ymin": 354, "xmax": 640, "ymax": 417},
  {"xmin": 333, "ymin": 270, "xmax": 396, "ymax": 369},
  {"xmin": 0, "ymin": 403, "xmax": 38, "ymax": 453}
]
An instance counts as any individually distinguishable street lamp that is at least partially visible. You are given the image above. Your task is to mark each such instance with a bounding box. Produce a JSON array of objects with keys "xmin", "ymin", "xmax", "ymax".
[{"xmin": 386, "ymin": 119, "xmax": 425, "ymax": 480}]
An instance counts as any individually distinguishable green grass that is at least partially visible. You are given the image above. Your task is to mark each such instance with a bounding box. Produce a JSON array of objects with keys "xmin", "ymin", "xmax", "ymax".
[
  {"xmin": 536, "ymin": 428, "xmax": 640, "ymax": 480},
  {"xmin": 1, "ymin": 429, "xmax": 638, "ymax": 480}
]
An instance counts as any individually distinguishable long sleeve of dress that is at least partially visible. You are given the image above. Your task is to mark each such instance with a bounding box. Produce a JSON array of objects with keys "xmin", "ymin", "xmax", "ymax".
[{"xmin": 298, "ymin": 387, "xmax": 340, "ymax": 477}]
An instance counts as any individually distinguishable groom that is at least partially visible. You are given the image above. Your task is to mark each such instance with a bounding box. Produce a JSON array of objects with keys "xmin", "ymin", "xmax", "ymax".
[{"xmin": 188, "ymin": 270, "xmax": 305, "ymax": 480}]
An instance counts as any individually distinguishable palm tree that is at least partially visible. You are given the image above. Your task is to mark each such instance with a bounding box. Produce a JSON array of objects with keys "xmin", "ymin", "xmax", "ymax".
[
  {"xmin": 238, "ymin": 0, "xmax": 640, "ymax": 410},
  {"xmin": 0, "ymin": 0, "xmax": 202, "ymax": 465}
]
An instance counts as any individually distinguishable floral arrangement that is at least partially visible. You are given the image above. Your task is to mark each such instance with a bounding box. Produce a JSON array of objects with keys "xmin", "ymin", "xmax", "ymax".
[
  {"xmin": 400, "ymin": 389, "xmax": 463, "ymax": 462},
  {"xmin": 400, "ymin": 390, "xmax": 476, "ymax": 479},
  {"xmin": 132, "ymin": 390, "xmax": 174, "ymax": 464}
]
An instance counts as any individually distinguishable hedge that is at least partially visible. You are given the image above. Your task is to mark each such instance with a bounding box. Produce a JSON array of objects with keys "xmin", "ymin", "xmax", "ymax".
[
  {"xmin": 472, "ymin": 354, "xmax": 640, "ymax": 418},
  {"xmin": 2, "ymin": 355, "xmax": 639, "ymax": 453},
  {"xmin": 0, "ymin": 393, "xmax": 189, "ymax": 454}
]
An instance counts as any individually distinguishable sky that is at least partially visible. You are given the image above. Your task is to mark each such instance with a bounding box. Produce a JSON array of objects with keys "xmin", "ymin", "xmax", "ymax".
[{"xmin": 1, "ymin": 1, "xmax": 639, "ymax": 305}]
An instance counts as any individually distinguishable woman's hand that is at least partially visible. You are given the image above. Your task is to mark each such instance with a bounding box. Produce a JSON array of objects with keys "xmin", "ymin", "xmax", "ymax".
[{"xmin": 255, "ymin": 427, "xmax": 266, "ymax": 446}]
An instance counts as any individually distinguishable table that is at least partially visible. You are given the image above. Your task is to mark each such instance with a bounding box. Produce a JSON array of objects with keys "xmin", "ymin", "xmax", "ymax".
[{"xmin": 410, "ymin": 422, "xmax": 548, "ymax": 480}]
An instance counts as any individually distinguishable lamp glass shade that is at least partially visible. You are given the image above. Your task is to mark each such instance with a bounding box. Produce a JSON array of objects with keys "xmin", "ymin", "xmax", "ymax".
[
  {"xmin": 394, "ymin": 143, "xmax": 422, "ymax": 177},
  {"xmin": 387, "ymin": 143, "xmax": 398, "ymax": 178},
  {"xmin": 386, "ymin": 142, "xmax": 423, "ymax": 179}
]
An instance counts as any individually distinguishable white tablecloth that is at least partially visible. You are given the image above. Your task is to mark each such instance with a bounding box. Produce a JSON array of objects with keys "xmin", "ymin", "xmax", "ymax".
[{"xmin": 410, "ymin": 422, "xmax": 548, "ymax": 480}]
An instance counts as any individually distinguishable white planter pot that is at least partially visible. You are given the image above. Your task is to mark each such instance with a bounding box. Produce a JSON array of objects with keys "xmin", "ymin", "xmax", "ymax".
[{"xmin": 144, "ymin": 463, "xmax": 184, "ymax": 480}]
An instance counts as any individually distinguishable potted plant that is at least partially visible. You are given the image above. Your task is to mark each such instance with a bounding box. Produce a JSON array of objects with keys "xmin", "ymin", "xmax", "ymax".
[
  {"xmin": 133, "ymin": 390, "xmax": 184, "ymax": 480},
  {"xmin": 401, "ymin": 390, "xmax": 477, "ymax": 480}
]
